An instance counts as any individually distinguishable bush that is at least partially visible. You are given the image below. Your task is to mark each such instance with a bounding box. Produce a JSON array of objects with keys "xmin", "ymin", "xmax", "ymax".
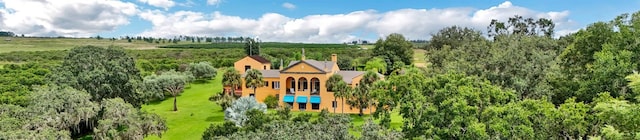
[
  {"xmin": 202, "ymin": 121, "xmax": 239, "ymax": 139},
  {"xmin": 263, "ymin": 95, "xmax": 279, "ymax": 109},
  {"xmin": 187, "ymin": 61, "xmax": 217, "ymax": 80},
  {"xmin": 224, "ymin": 97, "xmax": 267, "ymax": 126}
]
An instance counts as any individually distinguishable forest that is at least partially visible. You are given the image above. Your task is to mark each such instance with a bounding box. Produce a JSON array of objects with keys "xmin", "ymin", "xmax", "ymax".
[{"xmin": 1, "ymin": 11, "xmax": 640, "ymax": 140}]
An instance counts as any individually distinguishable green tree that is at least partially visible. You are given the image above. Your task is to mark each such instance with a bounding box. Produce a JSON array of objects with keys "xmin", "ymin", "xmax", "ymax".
[
  {"xmin": 244, "ymin": 38, "xmax": 260, "ymax": 56},
  {"xmin": 360, "ymin": 119, "xmax": 403, "ymax": 140},
  {"xmin": 372, "ymin": 33, "xmax": 413, "ymax": 74},
  {"xmin": 48, "ymin": 46, "xmax": 144, "ymax": 107},
  {"xmin": 426, "ymin": 26, "xmax": 484, "ymax": 50},
  {"xmin": 334, "ymin": 81, "xmax": 351, "ymax": 114},
  {"xmin": 488, "ymin": 15, "xmax": 555, "ymax": 38},
  {"xmin": 326, "ymin": 74, "xmax": 345, "ymax": 113},
  {"xmin": 222, "ymin": 68, "xmax": 242, "ymax": 96},
  {"xmin": 364, "ymin": 57, "xmax": 387, "ymax": 74},
  {"xmin": 348, "ymin": 71, "xmax": 379, "ymax": 116},
  {"xmin": 224, "ymin": 97, "xmax": 267, "ymax": 126},
  {"xmin": 244, "ymin": 69, "xmax": 264, "ymax": 96},
  {"xmin": 263, "ymin": 95, "xmax": 279, "ymax": 109},
  {"xmin": 93, "ymin": 98, "xmax": 167, "ymax": 140},
  {"xmin": 202, "ymin": 121, "xmax": 239, "ymax": 139},
  {"xmin": 28, "ymin": 86, "xmax": 100, "ymax": 135},
  {"xmin": 187, "ymin": 61, "xmax": 217, "ymax": 81},
  {"xmin": 400, "ymin": 73, "xmax": 515, "ymax": 139},
  {"xmin": 142, "ymin": 71, "xmax": 193, "ymax": 111}
]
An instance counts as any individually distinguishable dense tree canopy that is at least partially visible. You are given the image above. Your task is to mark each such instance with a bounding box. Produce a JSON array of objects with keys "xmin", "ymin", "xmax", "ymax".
[
  {"xmin": 187, "ymin": 62, "xmax": 217, "ymax": 80},
  {"xmin": 372, "ymin": 33, "xmax": 413, "ymax": 74},
  {"xmin": 244, "ymin": 38, "xmax": 260, "ymax": 56},
  {"xmin": 48, "ymin": 46, "xmax": 144, "ymax": 107}
]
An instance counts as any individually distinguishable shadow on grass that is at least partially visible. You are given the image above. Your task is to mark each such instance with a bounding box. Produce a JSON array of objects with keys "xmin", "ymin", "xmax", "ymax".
[
  {"xmin": 205, "ymin": 114, "xmax": 225, "ymax": 122},
  {"xmin": 145, "ymin": 100, "xmax": 164, "ymax": 105},
  {"xmin": 192, "ymin": 80, "xmax": 211, "ymax": 84}
]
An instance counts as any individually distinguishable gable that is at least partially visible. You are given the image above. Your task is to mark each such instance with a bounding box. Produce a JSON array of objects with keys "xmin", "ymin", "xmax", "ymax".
[{"xmin": 281, "ymin": 61, "xmax": 324, "ymax": 73}]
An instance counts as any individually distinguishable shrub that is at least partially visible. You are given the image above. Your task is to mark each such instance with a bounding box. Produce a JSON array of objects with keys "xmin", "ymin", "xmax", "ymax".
[
  {"xmin": 187, "ymin": 61, "xmax": 217, "ymax": 80},
  {"xmin": 263, "ymin": 95, "xmax": 279, "ymax": 109},
  {"xmin": 224, "ymin": 97, "xmax": 267, "ymax": 126},
  {"xmin": 202, "ymin": 121, "xmax": 239, "ymax": 140}
]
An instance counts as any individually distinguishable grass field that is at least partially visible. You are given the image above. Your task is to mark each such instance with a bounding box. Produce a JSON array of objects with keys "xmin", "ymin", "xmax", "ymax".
[
  {"xmin": 142, "ymin": 70, "xmax": 403, "ymax": 139},
  {"xmin": 413, "ymin": 49, "xmax": 428, "ymax": 67},
  {"xmin": 360, "ymin": 45, "xmax": 428, "ymax": 68},
  {"xmin": 142, "ymin": 72, "xmax": 223, "ymax": 140},
  {"xmin": 0, "ymin": 37, "xmax": 204, "ymax": 53}
]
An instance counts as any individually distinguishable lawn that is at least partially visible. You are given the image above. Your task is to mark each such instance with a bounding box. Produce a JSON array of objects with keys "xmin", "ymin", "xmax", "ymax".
[
  {"xmin": 413, "ymin": 49, "xmax": 429, "ymax": 67},
  {"xmin": 142, "ymin": 72, "xmax": 224, "ymax": 140},
  {"xmin": 0, "ymin": 37, "xmax": 204, "ymax": 53},
  {"xmin": 142, "ymin": 70, "xmax": 403, "ymax": 139}
]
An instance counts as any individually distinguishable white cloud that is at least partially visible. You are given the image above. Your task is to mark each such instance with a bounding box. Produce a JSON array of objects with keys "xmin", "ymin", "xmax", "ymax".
[
  {"xmin": 282, "ymin": 2, "xmax": 296, "ymax": 10},
  {"xmin": 139, "ymin": 0, "xmax": 175, "ymax": 10},
  {"xmin": 207, "ymin": 0, "xmax": 221, "ymax": 5},
  {"xmin": 137, "ymin": 1, "xmax": 578, "ymax": 43},
  {"xmin": 0, "ymin": 0, "xmax": 137, "ymax": 37}
]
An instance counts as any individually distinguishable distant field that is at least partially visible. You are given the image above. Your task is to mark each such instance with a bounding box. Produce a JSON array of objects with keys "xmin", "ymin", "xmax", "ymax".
[
  {"xmin": 413, "ymin": 49, "xmax": 428, "ymax": 67},
  {"xmin": 0, "ymin": 37, "xmax": 199, "ymax": 53},
  {"xmin": 159, "ymin": 42, "xmax": 357, "ymax": 49}
]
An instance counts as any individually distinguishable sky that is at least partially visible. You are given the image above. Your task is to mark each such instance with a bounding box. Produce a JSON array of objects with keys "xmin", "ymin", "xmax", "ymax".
[{"xmin": 0, "ymin": 0, "xmax": 638, "ymax": 43}]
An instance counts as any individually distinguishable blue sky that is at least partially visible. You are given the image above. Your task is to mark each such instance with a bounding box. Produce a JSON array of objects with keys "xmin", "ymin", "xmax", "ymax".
[{"xmin": 0, "ymin": 0, "xmax": 638, "ymax": 43}]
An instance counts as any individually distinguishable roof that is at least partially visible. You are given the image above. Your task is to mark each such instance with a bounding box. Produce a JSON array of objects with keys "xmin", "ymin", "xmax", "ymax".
[
  {"xmin": 336, "ymin": 71, "xmax": 385, "ymax": 84},
  {"xmin": 242, "ymin": 70, "xmax": 280, "ymax": 78},
  {"xmin": 248, "ymin": 55, "xmax": 271, "ymax": 64},
  {"xmin": 285, "ymin": 60, "xmax": 335, "ymax": 73},
  {"xmin": 336, "ymin": 71, "xmax": 365, "ymax": 84}
]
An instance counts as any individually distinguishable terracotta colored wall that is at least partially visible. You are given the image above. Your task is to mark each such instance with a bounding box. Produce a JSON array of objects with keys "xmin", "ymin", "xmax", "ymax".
[{"xmin": 233, "ymin": 57, "xmax": 271, "ymax": 74}]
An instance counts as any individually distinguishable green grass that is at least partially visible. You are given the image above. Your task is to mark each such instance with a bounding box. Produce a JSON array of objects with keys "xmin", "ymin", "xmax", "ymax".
[
  {"xmin": 158, "ymin": 42, "xmax": 357, "ymax": 49},
  {"xmin": 142, "ymin": 72, "xmax": 224, "ymax": 140},
  {"xmin": 0, "ymin": 37, "xmax": 203, "ymax": 53},
  {"xmin": 413, "ymin": 49, "xmax": 429, "ymax": 67}
]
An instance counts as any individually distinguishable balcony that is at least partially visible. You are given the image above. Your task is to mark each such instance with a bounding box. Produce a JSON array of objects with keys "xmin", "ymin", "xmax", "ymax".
[
  {"xmin": 286, "ymin": 88, "xmax": 296, "ymax": 95},
  {"xmin": 310, "ymin": 88, "xmax": 320, "ymax": 95}
]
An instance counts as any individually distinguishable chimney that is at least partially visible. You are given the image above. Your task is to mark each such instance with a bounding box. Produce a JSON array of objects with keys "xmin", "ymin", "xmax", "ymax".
[
  {"xmin": 301, "ymin": 48, "xmax": 306, "ymax": 60},
  {"xmin": 279, "ymin": 59, "xmax": 284, "ymax": 70},
  {"xmin": 331, "ymin": 54, "xmax": 337, "ymax": 62}
]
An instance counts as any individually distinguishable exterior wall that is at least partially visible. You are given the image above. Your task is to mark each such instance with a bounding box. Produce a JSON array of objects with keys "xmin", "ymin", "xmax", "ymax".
[
  {"xmin": 278, "ymin": 72, "xmax": 376, "ymax": 114},
  {"xmin": 233, "ymin": 57, "xmax": 271, "ymax": 74},
  {"xmin": 241, "ymin": 77, "xmax": 279, "ymax": 103},
  {"xmin": 283, "ymin": 62, "xmax": 322, "ymax": 73}
]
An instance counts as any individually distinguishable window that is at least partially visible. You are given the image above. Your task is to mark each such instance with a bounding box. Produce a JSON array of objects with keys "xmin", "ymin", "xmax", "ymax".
[
  {"xmin": 312, "ymin": 103, "xmax": 320, "ymax": 110},
  {"xmin": 244, "ymin": 65, "xmax": 251, "ymax": 71},
  {"xmin": 263, "ymin": 66, "xmax": 267, "ymax": 70},
  {"xmin": 332, "ymin": 101, "xmax": 337, "ymax": 108},
  {"xmin": 286, "ymin": 102, "xmax": 294, "ymax": 108},
  {"xmin": 299, "ymin": 103, "xmax": 306, "ymax": 110},
  {"xmin": 249, "ymin": 94, "xmax": 255, "ymax": 97},
  {"xmin": 272, "ymin": 81, "xmax": 280, "ymax": 89},
  {"xmin": 264, "ymin": 81, "xmax": 269, "ymax": 87}
]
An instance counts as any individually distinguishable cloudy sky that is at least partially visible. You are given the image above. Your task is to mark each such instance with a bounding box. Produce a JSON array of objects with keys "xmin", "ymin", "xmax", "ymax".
[{"xmin": 0, "ymin": 0, "xmax": 638, "ymax": 43}]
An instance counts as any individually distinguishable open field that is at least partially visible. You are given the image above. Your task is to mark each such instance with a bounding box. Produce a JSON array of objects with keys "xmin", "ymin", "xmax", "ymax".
[
  {"xmin": 142, "ymin": 70, "xmax": 402, "ymax": 140},
  {"xmin": 142, "ymin": 72, "xmax": 223, "ymax": 140},
  {"xmin": 413, "ymin": 49, "xmax": 428, "ymax": 67},
  {"xmin": 0, "ymin": 37, "xmax": 203, "ymax": 53}
]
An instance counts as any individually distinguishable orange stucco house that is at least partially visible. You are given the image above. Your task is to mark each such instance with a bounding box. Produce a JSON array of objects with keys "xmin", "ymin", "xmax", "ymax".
[{"xmin": 230, "ymin": 51, "xmax": 380, "ymax": 114}]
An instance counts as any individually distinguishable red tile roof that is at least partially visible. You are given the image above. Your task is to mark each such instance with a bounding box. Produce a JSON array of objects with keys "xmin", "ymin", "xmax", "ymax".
[{"xmin": 248, "ymin": 55, "xmax": 271, "ymax": 64}]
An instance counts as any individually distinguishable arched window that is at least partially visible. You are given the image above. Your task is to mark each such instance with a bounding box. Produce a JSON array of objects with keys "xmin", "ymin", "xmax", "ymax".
[
  {"xmin": 311, "ymin": 78, "xmax": 320, "ymax": 95},
  {"xmin": 286, "ymin": 77, "xmax": 295, "ymax": 94},
  {"xmin": 298, "ymin": 77, "xmax": 308, "ymax": 91}
]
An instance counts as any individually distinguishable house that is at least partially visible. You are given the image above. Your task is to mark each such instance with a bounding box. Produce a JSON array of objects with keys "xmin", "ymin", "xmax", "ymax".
[{"xmin": 231, "ymin": 50, "xmax": 380, "ymax": 114}]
